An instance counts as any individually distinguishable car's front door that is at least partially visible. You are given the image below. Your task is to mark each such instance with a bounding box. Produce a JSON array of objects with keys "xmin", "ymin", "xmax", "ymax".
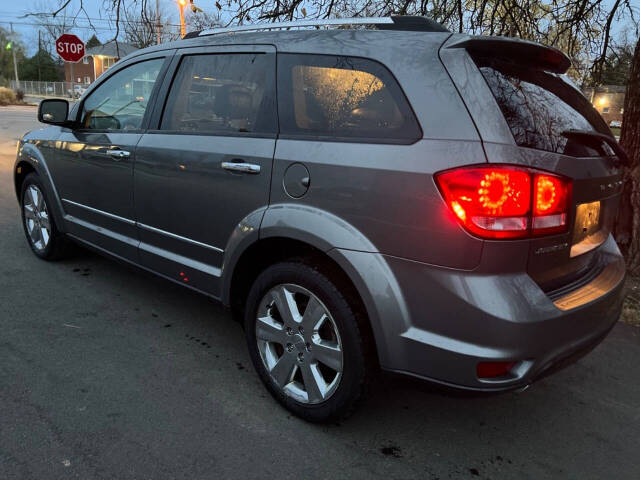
[
  {"xmin": 51, "ymin": 54, "xmax": 170, "ymax": 260},
  {"xmin": 134, "ymin": 45, "xmax": 277, "ymax": 296}
]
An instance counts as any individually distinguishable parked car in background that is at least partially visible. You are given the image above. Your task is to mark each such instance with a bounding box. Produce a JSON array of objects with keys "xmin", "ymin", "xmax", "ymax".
[
  {"xmin": 14, "ymin": 16, "xmax": 627, "ymax": 422},
  {"xmin": 610, "ymin": 120, "xmax": 622, "ymax": 128}
]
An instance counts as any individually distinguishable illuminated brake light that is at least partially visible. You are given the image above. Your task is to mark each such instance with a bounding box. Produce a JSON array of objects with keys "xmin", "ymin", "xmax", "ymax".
[
  {"xmin": 435, "ymin": 166, "xmax": 530, "ymax": 239},
  {"xmin": 532, "ymin": 174, "xmax": 570, "ymax": 235},
  {"xmin": 435, "ymin": 165, "xmax": 571, "ymax": 239}
]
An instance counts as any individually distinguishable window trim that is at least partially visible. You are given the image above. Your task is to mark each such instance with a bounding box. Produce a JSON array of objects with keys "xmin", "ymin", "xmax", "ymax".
[
  {"xmin": 73, "ymin": 53, "xmax": 173, "ymax": 134},
  {"xmin": 152, "ymin": 49, "xmax": 278, "ymax": 138},
  {"xmin": 276, "ymin": 52, "xmax": 423, "ymax": 145}
]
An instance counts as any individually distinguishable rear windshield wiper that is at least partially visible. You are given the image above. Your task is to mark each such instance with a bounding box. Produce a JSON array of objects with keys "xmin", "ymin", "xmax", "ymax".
[{"xmin": 562, "ymin": 129, "xmax": 629, "ymax": 165}]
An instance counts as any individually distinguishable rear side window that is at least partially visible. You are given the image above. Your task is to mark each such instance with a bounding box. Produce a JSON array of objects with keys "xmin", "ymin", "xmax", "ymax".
[
  {"xmin": 160, "ymin": 53, "xmax": 276, "ymax": 135},
  {"xmin": 278, "ymin": 54, "xmax": 421, "ymax": 143},
  {"xmin": 475, "ymin": 56, "xmax": 611, "ymax": 157}
]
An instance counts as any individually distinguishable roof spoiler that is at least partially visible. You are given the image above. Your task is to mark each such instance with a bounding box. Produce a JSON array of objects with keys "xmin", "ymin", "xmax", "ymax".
[{"xmin": 446, "ymin": 36, "xmax": 571, "ymax": 74}]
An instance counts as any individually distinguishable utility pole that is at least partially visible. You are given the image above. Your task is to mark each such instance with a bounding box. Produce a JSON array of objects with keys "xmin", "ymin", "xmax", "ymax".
[
  {"xmin": 10, "ymin": 23, "xmax": 19, "ymax": 89},
  {"xmin": 37, "ymin": 30, "xmax": 41, "ymax": 82},
  {"xmin": 156, "ymin": 0, "xmax": 161, "ymax": 45}
]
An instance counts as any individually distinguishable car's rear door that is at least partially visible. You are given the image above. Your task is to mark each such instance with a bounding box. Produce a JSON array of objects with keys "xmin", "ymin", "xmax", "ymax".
[{"xmin": 133, "ymin": 44, "xmax": 277, "ymax": 297}]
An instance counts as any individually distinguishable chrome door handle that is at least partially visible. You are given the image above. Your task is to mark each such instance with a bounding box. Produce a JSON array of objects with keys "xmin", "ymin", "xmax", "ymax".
[
  {"xmin": 106, "ymin": 149, "xmax": 131, "ymax": 159},
  {"xmin": 221, "ymin": 162, "xmax": 261, "ymax": 174}
]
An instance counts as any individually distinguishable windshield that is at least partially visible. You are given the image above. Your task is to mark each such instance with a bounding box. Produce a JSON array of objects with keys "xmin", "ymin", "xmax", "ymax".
[{"xmin": 474, "ymin": 56, "xmax": 613, "ymax": 157}]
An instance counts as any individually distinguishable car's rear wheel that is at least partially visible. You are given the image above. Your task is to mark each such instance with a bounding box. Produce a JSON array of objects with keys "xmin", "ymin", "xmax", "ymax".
[
  {"xmin": 20, "ymin": 173, "xmax": 69, "ymax": 260},
  {"xmin": 244, "ymin": 261, "xmax": 369, "ymax": 422}
]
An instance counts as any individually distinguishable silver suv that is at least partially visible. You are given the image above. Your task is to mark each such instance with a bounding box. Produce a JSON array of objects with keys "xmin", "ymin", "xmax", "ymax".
[{"xmin": 15, "ymin": 17, "xmax": 626, "ymax": 422}]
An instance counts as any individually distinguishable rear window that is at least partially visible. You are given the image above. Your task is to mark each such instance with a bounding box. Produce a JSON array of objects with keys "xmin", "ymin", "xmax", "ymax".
[
  {"xmin": 278, "ymin": 54, "xmax": 421, "ymax": 143},
  {"xmin": 475, "ymin": 56, "xmax": 612, "ymax": 157}
]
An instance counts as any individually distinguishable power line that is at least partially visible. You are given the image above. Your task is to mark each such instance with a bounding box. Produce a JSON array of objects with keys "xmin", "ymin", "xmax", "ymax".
[
  {"xmin": 0, "ymin": 11, "xmax": 187, "ymax": 27},
  {"xmin": 0, "ymin": 20, "xmax": 183, "ymax": 32}
]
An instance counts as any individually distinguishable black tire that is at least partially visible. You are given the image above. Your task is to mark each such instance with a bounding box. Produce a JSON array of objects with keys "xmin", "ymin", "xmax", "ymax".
[
  {"xmin": 20, "ymin": 173, "xmax": 70, "ymax": 260},
  {"xmin": 244, "ymin": 261, "xmax": 369, "ymax": 422}
]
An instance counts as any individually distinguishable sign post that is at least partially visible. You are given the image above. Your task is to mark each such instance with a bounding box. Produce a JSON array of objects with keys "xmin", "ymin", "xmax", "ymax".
[{"xmin": 55, "ymin": 34, "xmax": 85, "ymax": 97}]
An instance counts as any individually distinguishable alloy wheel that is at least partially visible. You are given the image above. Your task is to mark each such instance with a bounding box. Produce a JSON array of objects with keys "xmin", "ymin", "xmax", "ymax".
[
  {"xmin": 23, "ymin": 185, "xmax": 51, "ymax": 252},
  {"xmin": 255, "ymin": 284, "xmax": 343, "ymax": 404}
]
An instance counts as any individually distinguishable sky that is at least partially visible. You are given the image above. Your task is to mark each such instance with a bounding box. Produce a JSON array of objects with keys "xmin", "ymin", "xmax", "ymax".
[
  {"xmin": 0, "ymin": 0, "xmax": 635, "ymax": 56},
  {"xmin": 0, "ymin": 0, "xmax": 222, "ymax": 55}
]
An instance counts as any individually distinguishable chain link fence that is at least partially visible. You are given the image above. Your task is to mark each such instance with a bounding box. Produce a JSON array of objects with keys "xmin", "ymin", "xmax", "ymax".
[{"xmin": 10, "ymin": 80, "xmax": 90, "ymax": 99}]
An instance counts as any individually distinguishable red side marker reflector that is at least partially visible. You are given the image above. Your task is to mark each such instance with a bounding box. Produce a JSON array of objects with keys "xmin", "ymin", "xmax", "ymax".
[{"xmin": 477, "ymin": 361, "xmax": 516, "ymax": 379}]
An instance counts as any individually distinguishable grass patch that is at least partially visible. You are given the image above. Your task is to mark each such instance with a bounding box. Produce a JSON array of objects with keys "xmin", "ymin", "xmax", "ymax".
[{"xmin": 0, "ymin": 87, "xmax": 16, "ymax": 106}]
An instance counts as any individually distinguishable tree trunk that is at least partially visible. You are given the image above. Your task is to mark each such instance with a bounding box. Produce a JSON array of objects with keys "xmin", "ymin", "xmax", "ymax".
[{"xmin": 614, "ymin": 38, "xmax": 640, "ymax": 273}]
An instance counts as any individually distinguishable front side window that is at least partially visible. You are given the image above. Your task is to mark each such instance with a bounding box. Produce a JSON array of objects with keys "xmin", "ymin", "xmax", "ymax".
[
  {"xmin": 80, "ymin": 58, "xmax": 163, "ymax": 131},
  {"xmin": 278, "ymin": 54, "xmax": 421, "ymax": 142},
  {"xmin": 160, "ymin": 53, "xmax": 276, "ymax": 135}
]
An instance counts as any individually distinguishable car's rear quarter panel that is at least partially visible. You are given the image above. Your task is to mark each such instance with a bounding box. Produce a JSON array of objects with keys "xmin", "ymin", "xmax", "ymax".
[{"xmin": 269, "ymin": 31, "xmax": 486, "ymax": 269}]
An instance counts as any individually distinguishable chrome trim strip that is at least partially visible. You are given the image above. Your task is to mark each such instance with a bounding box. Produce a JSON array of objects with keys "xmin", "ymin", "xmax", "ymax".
[
  {"xmin": 139, "ymin": 242, "xmax": 222, "ymax": 277},
  {"xmin": 137, "ymin": 222, "xmax": 224, "ymax": 253},
  {"xmin": 198, "ymin": 17, "xmax": 394, "ymax": 36},
  {"xmin": 62, "ymin": 199, "xmax": 225, "ymax": 253},
  {"xmin": 62, "ymin": 198, "xmax": 136, "ymax": 226},
  {"xmin": 64, "ymin": 215, "xmax": 139, "ymax": 247}
]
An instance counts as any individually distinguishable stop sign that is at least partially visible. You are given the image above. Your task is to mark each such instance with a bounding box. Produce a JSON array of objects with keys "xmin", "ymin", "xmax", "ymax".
[{"xmin": 55, "ymin": 34, "xmax": 85, "ymax": 63}]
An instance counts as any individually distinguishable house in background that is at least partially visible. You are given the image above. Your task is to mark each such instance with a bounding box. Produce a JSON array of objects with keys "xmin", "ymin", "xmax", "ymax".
[
  {"xmin": 64, "ymin": 41, "xmax": 138, "ymax": 84},
  {"xmin": 583, "ymin": 85, "xmax": 626, "ymax": 126}
]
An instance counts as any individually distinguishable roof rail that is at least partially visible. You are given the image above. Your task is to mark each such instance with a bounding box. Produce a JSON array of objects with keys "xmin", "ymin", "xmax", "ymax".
[{"xmin": 188, "ymin": 16, "xmax": 449, "ymax": 38}]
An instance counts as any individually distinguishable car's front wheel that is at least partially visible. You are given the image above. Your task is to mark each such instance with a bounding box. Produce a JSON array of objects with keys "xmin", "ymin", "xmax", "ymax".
[
  {"xmin": 20, "ymin": 173, "xmax": 69, "ymax": 260},
  {"xmin": 244, "ymin": 261, "xmax": 370, "ymax": 422}
]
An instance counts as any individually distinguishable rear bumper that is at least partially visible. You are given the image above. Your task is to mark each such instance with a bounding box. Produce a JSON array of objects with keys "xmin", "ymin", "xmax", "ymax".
[{"xmin": 337, "ymin": 234, "xmax": 624, "ymax": 390}]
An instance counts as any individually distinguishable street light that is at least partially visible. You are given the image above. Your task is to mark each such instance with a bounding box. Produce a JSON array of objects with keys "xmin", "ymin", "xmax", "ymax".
[{"xmin": 178, "ymin": 0, "xmax": 187, "ymax": 38}]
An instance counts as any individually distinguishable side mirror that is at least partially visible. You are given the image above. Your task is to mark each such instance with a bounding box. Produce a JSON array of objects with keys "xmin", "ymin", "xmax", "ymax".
[{"xmin": 38, "ymin": 99, "xmax": 70, "ymax": 125}]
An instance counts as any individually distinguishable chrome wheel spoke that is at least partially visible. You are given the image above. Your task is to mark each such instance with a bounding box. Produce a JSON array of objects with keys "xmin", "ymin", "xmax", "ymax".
[
  {"xmin": 271, "ymin": 286, "xmax": 300, "ymax": 325},
  {"xmin": 40, "ymin": 227, "xmax": 50, "ymax": 245},
  {"xmin": 300, "ymin": 362, "xmax": 326, "ymax": 403},
  {"xmin": 29, "ymin": 186, "xmax": 38, "ymax": 208},
  {"xmin": 38, "ymin": 212, "xmax": 51, "ymax": 231},
  {"xmin": 24, "ymin": 204, "xmax": 36, "ymax": 220},
  {"xmin": 269, "ymin": 353, "xmax": 297, "ymax": 388},
  {"xmin": 301, "ymin": 296, "xmax": 326, "ymax": 332},
  {"xmin": 312, "ymin": 338, "xmax": 342, "ymax": 371},
  {"xmin": 256, "ymin": 315, "xmax": 287, "ymax": 345}
]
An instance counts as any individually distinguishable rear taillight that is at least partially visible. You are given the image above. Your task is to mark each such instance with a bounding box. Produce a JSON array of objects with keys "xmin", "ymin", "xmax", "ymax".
[
  {"xmin": 532, "ymin": 173, "xmax": 570, "ymax": 235},
  {"xmin": 435, "ymin": 165, "xmax": 571, "ymax": 239}
]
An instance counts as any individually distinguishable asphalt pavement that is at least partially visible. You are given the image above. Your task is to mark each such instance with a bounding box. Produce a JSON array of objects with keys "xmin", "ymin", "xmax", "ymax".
[{"xmin": 1, "ymin": 105, "xmax": 639, "ymax": 479}]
